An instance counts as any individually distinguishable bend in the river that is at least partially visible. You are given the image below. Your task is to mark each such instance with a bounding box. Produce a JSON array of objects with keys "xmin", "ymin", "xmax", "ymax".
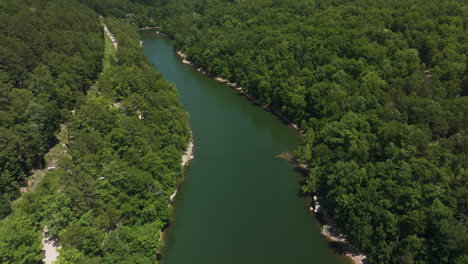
[{"xmin": 140, "ymin": 31, "xmax": 351, "ymax": 264}]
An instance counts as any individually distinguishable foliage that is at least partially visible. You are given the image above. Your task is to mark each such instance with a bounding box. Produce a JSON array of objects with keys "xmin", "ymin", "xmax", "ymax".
[
  {"xmin": 143, "ymin": 0, "xmax": 467, "ymax": 263},
  {"xmin": 52, "ymin": 18, "xmax": 189, "ymax": 262},
  {"xmin": 0, "ymin": 1, "xmax": 189, "ymax": 263},
  {"xmin": 0, "ymin": 0, "xmax": 103, "ymax": 206},
  {"xmin": 0, "ymin": 216, "xmax": 43, "ymax": 264}
]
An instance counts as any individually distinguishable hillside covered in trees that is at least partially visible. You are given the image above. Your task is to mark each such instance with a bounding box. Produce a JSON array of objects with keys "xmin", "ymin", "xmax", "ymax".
[
  {"xmin": 0, "ymin": 0, "xmax": 103, "ymax": 219},
  {"xmin": 0, "ymin": 0, "xmax": 189, "ymax": 263},
  {"xmin": 104, "ymin": 0, "xmax": 466, "ymax": 263}
]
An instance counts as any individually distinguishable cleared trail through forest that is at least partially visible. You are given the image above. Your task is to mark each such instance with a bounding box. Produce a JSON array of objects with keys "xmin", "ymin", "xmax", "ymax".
[
  {"xmin": 41, "ymin": 18, "xmax": 118, "ymax": 264},
  {"xmin": 100, "ymin": 15, "xmax": 118, "ymax": 50},
  {"xmin": 104, "ymin": 25, "xmax": 118, "ymax": 49}
]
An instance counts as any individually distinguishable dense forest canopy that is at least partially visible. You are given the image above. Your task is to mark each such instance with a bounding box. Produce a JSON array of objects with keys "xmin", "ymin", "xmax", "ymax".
[
  {"xmin": 0, "ymin": 0, "xmax": 189, "ymax": 263},
  {"xmin": 0, "ymin": 0, "xmax": 466, "ymax": 263},
  {"xmin": 50, "ymin": 17, "xmax": 189, "ymax": 263},
  {"xmin": 0, "ymin": 0, "xmax": 103, "ymax": 218},
  {"xmin": 106, "ymin": 0, "xmax": 466, "ymax": 263}
]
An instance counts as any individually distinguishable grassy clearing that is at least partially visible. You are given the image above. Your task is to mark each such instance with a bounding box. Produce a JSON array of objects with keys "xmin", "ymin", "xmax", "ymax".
[
  {"xmin": 45, "ymin": 124, "xmax": 70, "ymax": 165},
  {"xmin": 103, "ymin": 31, "xmax": 116, "ymax": 71}
]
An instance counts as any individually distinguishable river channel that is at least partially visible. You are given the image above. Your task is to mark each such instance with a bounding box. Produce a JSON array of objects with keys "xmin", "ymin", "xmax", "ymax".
[{"xmin": 140, "ymin": 31, "xmax": 349, "ymax": 264}]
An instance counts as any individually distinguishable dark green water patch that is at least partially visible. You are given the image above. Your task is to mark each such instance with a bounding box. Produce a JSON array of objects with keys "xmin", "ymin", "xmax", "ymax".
[{"xmin": 141, "ymin": 31, "xmax": 351, "ymax": 264}]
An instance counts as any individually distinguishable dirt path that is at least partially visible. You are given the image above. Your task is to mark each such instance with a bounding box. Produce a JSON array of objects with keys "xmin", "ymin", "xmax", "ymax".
[
  {"xmin": 19, "ymin": 17, "xmax": 116, "ymax": 263},
  {"xmin": 40, "ymin": 19, "xmax": 114, "ymax": 262},
  {"xmin": 13, "ymin": 124, "xmax": 69, "ymax": 263},
  {"xmin": 137, "ymin": 26, "xmax": 159, "ymax": 31},
  {"xmin": 41, "ymin": 19, "xmax": 117, "ymax": 262},
  {"xmin": 39, "ymin": 125, "xmax": 70, "ymax": 264},
  {"xmin": 42, "ymin": 228, "xmax": 61, "ymax": 264}
]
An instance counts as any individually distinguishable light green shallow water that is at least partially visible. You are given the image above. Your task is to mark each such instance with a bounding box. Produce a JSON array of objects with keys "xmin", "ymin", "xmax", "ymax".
[{"xmin": 141, "ymin": 31, "xmax": 350, "ymax": 264}]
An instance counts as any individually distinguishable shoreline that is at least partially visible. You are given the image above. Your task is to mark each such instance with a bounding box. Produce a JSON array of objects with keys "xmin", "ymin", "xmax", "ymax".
[
  {"xmin": 168, "ymin": 134, "xmax": 194, "ymax": 204},
  {"xmin": 276, "ymin": 155, "xmax": 368, "ymax": 264},
  {"xmin": 181, "ymin": 138, "xmax": 194, "ymax": 167},
  {"xmin": 175, "ymin": 48, "xmax": 368, "ymax": 264},
  {"xmin": 159, "ymin": 135, "xmax": 194, "ymax": 257},
  {"xmin": 314, "ymin": 198, "xmax": 368, "ymax": 264},
  {"xmin": 175, "ymin": 50, "xmax": 304, "ymax": 134},
  {"xmin": 322, "ymin": 225, "xmax": 368, "ymax": 264}
]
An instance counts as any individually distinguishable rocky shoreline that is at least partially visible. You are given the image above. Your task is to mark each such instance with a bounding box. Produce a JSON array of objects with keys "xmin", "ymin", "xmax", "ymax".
[
  {"xmin": 181, "ymin": 139, "xmax": 194, "ymax": 167},
  {"xmin": 311, "ymin": 196, "xmax": 369, "ymax": 264},
  {"xmin": 279, "ymin": 153, "xmax": 369, "ymax": 263},
  {"xmin": 168, "ymin": 135, "xmax": 194, "ymax": 204}
]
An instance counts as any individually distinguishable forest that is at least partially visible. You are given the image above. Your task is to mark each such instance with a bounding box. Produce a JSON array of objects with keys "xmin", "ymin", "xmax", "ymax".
[
  {"xmin": 0, "ymin": 0, "xmax": 103, "ymax": 219},
  {"xmin": 0, "ymin": 0, "xmax": 466, "ymax": 263},
  {"xmin": 97, "ymin": 0, "xmax": 467, "ymax": 263},
  {"xmin": 0, "ymin": 0, "xmax": 189, "ymax": 263}
]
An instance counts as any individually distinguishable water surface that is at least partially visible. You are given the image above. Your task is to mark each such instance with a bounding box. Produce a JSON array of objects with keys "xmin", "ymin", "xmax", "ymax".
[{"xmin": 141, "ymin": 31, "xmax": 348, "ymax": 264}]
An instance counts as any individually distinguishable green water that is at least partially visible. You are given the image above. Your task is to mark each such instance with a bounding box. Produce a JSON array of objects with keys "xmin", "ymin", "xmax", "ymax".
[{"xmin": 141, "ymin": 31, "xmax": 349, "ymax": 264}]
